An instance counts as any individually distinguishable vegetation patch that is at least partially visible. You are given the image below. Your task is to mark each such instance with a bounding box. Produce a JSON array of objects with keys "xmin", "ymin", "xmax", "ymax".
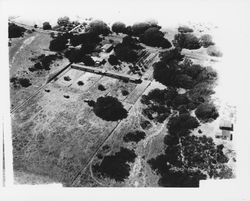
[
  {"xmin": 9, "ymin": 23, "xmax": 27, "ymax": 38},
  {"xmin": 123, "ymin": 130, "xmax": 146, "ymax": 143},
  {"xmin": 93, "ymin": 147, "xmax": 137, "ymax": 182},
  {"xmin": 10, "ymin": 77, "xmax": 32, "ymax": 88},
  {"xmin": 93, "ymin": 96, "xmax": 128, "ymax": 121},
  {"xmin": 29, "ymin": 54, "xmax": 61, "ymax": 72}
]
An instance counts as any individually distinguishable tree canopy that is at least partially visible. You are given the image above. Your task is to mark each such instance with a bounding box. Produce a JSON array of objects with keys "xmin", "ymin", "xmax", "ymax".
[
  {"xmin": 93, "ymin": 96, "xmax": 128, "ymax": 121},
  {"xmin": 112, "ymin": 22, "xmax": 126, "ymax": 34}
]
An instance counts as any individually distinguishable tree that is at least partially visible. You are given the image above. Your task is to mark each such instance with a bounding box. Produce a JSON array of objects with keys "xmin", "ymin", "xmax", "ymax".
[
  {"xmin": 153, "ymin": 61, "xmax": 179, "ymax": 87},
  {"xmin": 57, "ymin": 16, "xmax": 70, "ymax": 26},
  {"xmin": 195, "ymin": 103, "xmax": 219, "ymax": 122},
  {"xmin": 159, "ymin": 48, "xmax": 184, "ymax": 64},
  {"xmin": 140, "ymin": 27, "xmax": 172, "ymax": 48},
  {"xmin": 112, "ymin": 22, "xmax": 126, "ymax": 34},
  {"xmin": 49, "ymin": 36, "xmax": 68, "ymax": 51},
  {"xmin": 114, "ymin": 43, "xmax": 138, "ymax": 63},
  {"xmin": 167, "ymin": 114, "xmax": 200, "ymax": 136},
  {"xmin": 65, "ymin": 48, "xmax": 84, "ymax": 63},
  {"xmin": 108, "ymin": 54, "xmax": 119, "ymax": 65},
  {"xmin": 42, "ymin": 22, "xmax": 52, "ymax": 30},
  {"xmin": 8, "ymin": 23, "xmax": 26, "ymax": 38},
  {"xmin": 82, "ymin": 55, "xmax": 95, "ymax": 66},
  {"xmin": 93, "ymin": 96, "xmax": 128, "ymax": 121},
  {"xmin": 131, "ymin": 22, "xmax": 151, "ymax": 36},
  {"xmin": 87, "ymin": 20, "xmax": 111, "ymax": 36},
  {"xmin": 174, "ymin": 33, "xmax": 201, "ymax": 50}
]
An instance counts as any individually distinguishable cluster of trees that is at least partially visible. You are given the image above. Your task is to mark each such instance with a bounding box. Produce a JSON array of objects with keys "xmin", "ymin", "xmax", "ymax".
[
  {"xmin": 149, "ymin": 131, "xmax": 231, "ymax": 187},
  {"xmin": 28, "ymin": 53, "xmax": 61, "ymax": 72},
  {"xmin": 113, "ymin": 36, "xmax": 142, "ymax": 63},
  {"xmin": 86, "ymin": 20, "xmax": 111, "ymax": 36},
  {"xmin": 49, "ymin": 33, "xmax": 71, "ymax": 51},
  {"xmin": 174, "ymin": 30, "xmax": 215, "ymax": 50},
  {"xmin": 173, "ymin": 33, "xmax": 201, "ymax": 50},
  {"xmin": 8, "ymin": 23, "xmax": 27, "ymax": 38},
  {"xmin": 123, "ymin": 130, "xmax": 146, "ymax": 143},
  {"xmin": 111, "ymin": 21, "xmax": 171, "ymax": 48},
  {"xmin": 93, "ymin": 96, "xmax": 128, "ymax": 121},
  {"xmin": 53, "ymin": 16, "xmax": 81, "ymax": 32},
  {"xmin": 64, "ymin": 48, "xmax": 95, "ymax": 65},
  {"xmin": 93, "ymin": 147, "xmax": 136, "ymax": 182},
  {"xmin": 10, "ymin": 77, "xmax": 32, "ymax": 88}
]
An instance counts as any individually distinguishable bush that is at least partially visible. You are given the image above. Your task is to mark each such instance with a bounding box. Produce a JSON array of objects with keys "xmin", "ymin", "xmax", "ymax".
[
  {"xmin": 112, "ymin": 22, "xmax": 126, "ymax": 34},
  {"xmin": 93, "ymin": 96, "xmax": 128, "ymax": 121},
  {"xmin": 8, "ymin": 23, "xmax": 26, "ymax": 38},
  {"xmin": 123, "ymin": 130, "xmax": 146, "ymax": 143},
  {"xmin": 167, "ymin": 114, "xmax": 200, "ymax": 136},
  {"xmin": 42, "ymin": 22, "xmax": 52, "ymax": 30},
  {"xmin": 174, "ymin": 33, "xmax": 201, "ymax": 50},
  {"xmin": 140, "ymin": 27, "xmax": 172, "ymax": 48},
  {"xmin": 195, "ymin": 103, "xmax": 219, "ymax": 122}
]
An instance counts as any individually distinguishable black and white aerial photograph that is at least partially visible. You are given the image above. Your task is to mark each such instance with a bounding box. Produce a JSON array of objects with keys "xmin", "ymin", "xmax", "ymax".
[{"xmin": 1, "ymin": 0, "xmax": 250, "ymax": 200}]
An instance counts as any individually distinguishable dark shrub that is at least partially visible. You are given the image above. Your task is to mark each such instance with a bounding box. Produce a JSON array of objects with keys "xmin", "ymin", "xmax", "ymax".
[
  {"xmin": 167, "ymin": 114, "xmax": 200, "ymax": 136},
  {"xmin": 112, "ymin": 22, "xmax": 126, "ymax": 34},
  {"xmin": 11, "ymin": 77, "xmax": 32, "ymax": 88},
  {"xmin": 174, "ymin": 33, "xmax": 201, "ymax": 50},
  {"xmin": 93, "ymin": 96, "xmax": 128, "ymax": 121},
  {"xmin": 195, "ymin": 103, "xmax": 219, "ymax": 122},
  {"xmin": 77, "ymin": 81, "xmax": 84, "ymax": 86},
  {"xmin": 42, "ymin": 22, "xmax": 52, "ymax": 30},
  {"xmin": 123, "ymin": 130, "xmax": 146, "ymax": 143},
  {"xmin": 121, "ymin": 89, "xmax": 129, "ymax": 96},
  {"xmin": 8, "ymin": 23, "xmax": 26, "ymax": 38},
  {"xmin": 98, "ymin": 84, "xmax": 106, "ymax": 91}
]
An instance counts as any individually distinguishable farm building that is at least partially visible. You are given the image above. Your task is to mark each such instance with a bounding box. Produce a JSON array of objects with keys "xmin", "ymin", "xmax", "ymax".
[
  {"xmin": 219, "ymin": 120, "xmax": 233, "ymax": 131},
  {"xmin": 101, "ymin": 44, "xmax": 113, "ymax": 53}
]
